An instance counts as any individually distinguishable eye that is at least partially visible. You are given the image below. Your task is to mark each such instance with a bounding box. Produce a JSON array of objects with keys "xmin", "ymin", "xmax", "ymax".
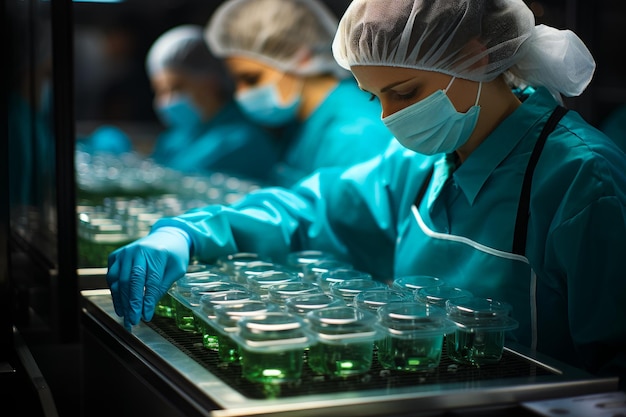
[
  {"xmin": 394, "ymin": 88, "xmax": 417, "ymax": 101},
  {"xmin": 237, "ymin": 73, "xmax": 261, "ymax": 87}
]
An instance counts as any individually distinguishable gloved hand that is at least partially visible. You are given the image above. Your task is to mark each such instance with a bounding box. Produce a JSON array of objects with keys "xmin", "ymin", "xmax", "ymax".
[{"xmin": 106, "ymin": 226, "xmax": 191, "ymax": 329}]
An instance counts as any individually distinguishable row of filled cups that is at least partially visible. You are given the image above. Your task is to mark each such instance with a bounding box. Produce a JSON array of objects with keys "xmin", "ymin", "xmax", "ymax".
[{"xmin": 155, "ymin": 251, "xmax": 519, "ymax": 384}]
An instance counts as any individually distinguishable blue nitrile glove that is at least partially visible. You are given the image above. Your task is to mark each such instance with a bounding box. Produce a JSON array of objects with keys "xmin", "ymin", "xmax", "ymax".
[{"xmin": 106, "ymin": 226, "xmax": 191, "ymax": 329}]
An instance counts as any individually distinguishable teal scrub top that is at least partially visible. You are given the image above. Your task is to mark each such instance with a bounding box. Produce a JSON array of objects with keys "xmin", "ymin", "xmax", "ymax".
[
  {"xmin": 270, "ymin": 78, "xmax": 394, "ymax": 186},
  {"xmin": 154, "ymin": 87, "xmax": 626, "ymax": 383},
  {"xmin": 600, "ymin": 104, "xmax": 626, "ymax": 153},
  {"xmin": 151, "ymin": 99, "xmax": 279, "ymax": 181}
]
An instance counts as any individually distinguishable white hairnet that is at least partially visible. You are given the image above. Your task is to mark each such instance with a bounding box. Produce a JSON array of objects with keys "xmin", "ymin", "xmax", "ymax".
[
  {"xmin": 205, "ymin": 0, "xmax": 348, "ymax": 77},
  {"xmin": 332, "ymin": 0, "xmax": 596, "ymax": 101},
  {"xmin": 146, "ymin": 24, "xmax": 231, "ymax": 85}
]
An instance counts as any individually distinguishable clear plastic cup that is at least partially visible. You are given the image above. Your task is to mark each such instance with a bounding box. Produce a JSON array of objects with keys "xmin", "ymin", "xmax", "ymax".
[
  {"xmin": 246, "ymin": 270, "xmax": 301, "ymax": 299},
  {"xmin": 353, "ymin": 289, "xmax": 413, "ymax": 314},
  {"xmin": 302, "ymin": 259, "xmax": 353, "ymax": 285},
  {"xmin": 209, "ymin": 300, "xmax": 279, "ymax": 364},
  {"xmin": 195, "ymin": 290, "xmax": 261, "ymax": 350},
  {"xmin": 216, "ymin": 252, "xmax": 270, "ymax": 279},
  {"xmin": 169, "ymin": 275, "xmax": 235, "ymax": 332},
  {"xmin": 376, "ymin": 302, "xmax": 456, "ymax": 372},
  {"xmin": 231, "ymin": 312, "xmax": 312, "ymax": 384},
  {"xmin": 285, "ymin": 250, "xmax": 337, "ymax": 278},
  {"xmin": 445, "ymin": 296, "xmax": 519, "ymax": 366},
  {"xmin": 156, "ymin": 268, "xmax": 229, "ymax": 319},
  {"xmin": 234, "ymin": 260, "xmax": 288, "ymax": 286},
  {"xmin": 305, "ymin": 306, "xmax": 380, "ymax": 377},
  {"xmin": 329, "ymin": 278, "xmax": 389, "ymax": 306},
  {"xmin": 284, "ymin": 293, "xmax": 346, "ymax": 318},
  {"xmin": 392, "ymin": 275, "xmax": 444, "ymax": 295},
  {"xmin": 317, "ymin": 268, "xmax": 373, "ymax": 294},
  {"xmin": 267, "ymin": 282, "xmax": 323, "ymax": 308},
  {"xmin": 414, "ymin": 285, "xmax": 473, "ymax": 308}
]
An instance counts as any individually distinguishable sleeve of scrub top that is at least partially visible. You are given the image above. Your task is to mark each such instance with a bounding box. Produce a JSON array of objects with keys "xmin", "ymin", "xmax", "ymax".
[
  {"xmin": 539, "ymin": 130, "xmax": 626, "ymax": 384},
  {"xmin": 150, "ymin": 141, "xmax": 421, "ymax": 280},
  {"xmin": 547, "ymin": 192, "xmax": 626, "ymax": 383}
]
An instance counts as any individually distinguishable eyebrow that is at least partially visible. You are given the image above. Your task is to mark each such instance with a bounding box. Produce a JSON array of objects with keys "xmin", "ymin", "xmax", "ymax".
[{"xmin": 380, "ymin": 77, "xmax": 416, "ymax": 93}]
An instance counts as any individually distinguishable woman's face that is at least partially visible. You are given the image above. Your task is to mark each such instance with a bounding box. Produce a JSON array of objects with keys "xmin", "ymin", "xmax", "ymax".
[
  {"xmin": 225, "ymin": 56, "xmax": 302, "ymax": 104},
  {"xmin": 350, "ymin": 65, "xmax": 478, "ymax": 118},
  {"xmin": 150, "ymin": 68, "xmax": 216, "ymax": 115}
]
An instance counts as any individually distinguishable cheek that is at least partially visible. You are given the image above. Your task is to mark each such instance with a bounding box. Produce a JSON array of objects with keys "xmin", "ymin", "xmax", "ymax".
[{"xmin": 380, "ymin": 100, "xmax": 408, "ymax": 119}]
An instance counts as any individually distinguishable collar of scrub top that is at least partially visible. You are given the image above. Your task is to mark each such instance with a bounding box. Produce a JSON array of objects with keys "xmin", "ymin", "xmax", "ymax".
[{"xmin": 442, "ymin": 87, "xmax": 559, "ymax": 206}]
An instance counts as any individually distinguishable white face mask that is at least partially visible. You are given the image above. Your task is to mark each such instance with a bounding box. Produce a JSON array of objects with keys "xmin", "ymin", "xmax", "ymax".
[
  {"xmin": 235, "ymin": 76, "xmax": 302, "ymax": 128},
  {"xmin": 382, "ymin": 77, "xmax": 481, "ymax": 155}
]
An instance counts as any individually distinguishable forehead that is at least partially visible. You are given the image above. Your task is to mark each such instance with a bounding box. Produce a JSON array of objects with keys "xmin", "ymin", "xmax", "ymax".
[
  {"xmin": 225, "ymin": 56, "xmax": 281, "ymax": 76},
  {"xmin": 350, "ymin": 65, "xmax": 447, "ymax": 91}
]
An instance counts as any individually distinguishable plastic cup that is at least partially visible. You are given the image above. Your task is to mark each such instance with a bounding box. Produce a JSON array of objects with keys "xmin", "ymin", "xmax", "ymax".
[
  {"xmin": 305, "ymin": 306, "xmax": 380, "ymax": 377},
  {"xmin": 414, "ymin": 285, "xmax": 473, "ymax": 308},
  {"xmin": 445, "ymin": 296, "xmax": 519, "ymax": 366},
  {"xmin": 216, "ymin": 252, "xmax": 270, "ymax": 279},
  {"xmin": 285, "ymin": 250, "xmax": 337, "ymax": 278},
  {"xmin": 317, "ymin": 269, "xmax": 373, "ymax": 294},
  {"xmin": 234, "ymin": 261, "xmax": 287, "ymax": 286},
  {"xmin": 169, "ymin": 274, "xmax": 234, "ymax": 332},
  {"xmin": 195, "ymin": 290, "xmax": 261, "ymax": 350},
  {"xmin": 284, "ymin": 293, "xmax": 346, "ymax": 318},
  {"xmin": 353, "ymin": 289, "xmax": 413, "ymax": 314},
  {"xmin": 329, "ymin": 278, "xmax": 389, "ymax": 306},
  {"xmin": 246, "ymin": 270, "xmax": 301, "ymax": 299},
  {"xmin": 302, "ymin": 259, "xmax": 353, "ymax": 285},
  {"xmin": 376, "ymin": 302, "xmax": 456, "ymax": 372},
  {"xmin": 209, "ymin": 300, "xmax": 279, "ymax": 364},
  {"xmin": 231, "ymin": 312, "xmax": 312, "ymax": 384},
  {"xmin": 267, "ymin": 281, "xmax": 322, "ymax": 308},
  {"xmin": 155, "ymin": 264, "xmax": 227, "ymax": 318},
  {"xmin": 392, "ymin": 275, "xmax": 444, "ymax": 295}
]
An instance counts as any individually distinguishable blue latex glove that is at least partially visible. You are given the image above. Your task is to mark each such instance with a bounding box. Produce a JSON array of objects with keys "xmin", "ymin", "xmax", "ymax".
[{"xmin": 106, "ymin": 227, "xmax": 191, "ymax": 329}]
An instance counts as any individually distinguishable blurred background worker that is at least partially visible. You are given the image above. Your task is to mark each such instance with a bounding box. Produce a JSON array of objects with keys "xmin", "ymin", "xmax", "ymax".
[
  {"xmin": 144, "ymin": 24, "xmax": 279, "ymax": 180},
  {"xmin": 205, "ymin": 0, "xmax": 393, "ymax": 187}
]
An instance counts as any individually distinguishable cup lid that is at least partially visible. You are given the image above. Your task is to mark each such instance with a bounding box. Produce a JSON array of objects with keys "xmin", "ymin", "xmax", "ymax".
[
  {"xmin": 377, "ymin": 302, "xmax": 456, "ymax": 337},
  {"xmin": 446, "ymin": 296, "xmax": 519, "ymax": 331},
  {"xmin": 233, "ymin": 312, "xmax": 312, "ymax": 352},
  {"xmin": 306, "ymin": 306, "xmax": 380, "ymax": 344}
]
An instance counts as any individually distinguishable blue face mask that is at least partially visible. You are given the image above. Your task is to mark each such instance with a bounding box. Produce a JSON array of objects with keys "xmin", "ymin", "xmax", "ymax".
[
  {"xmin": 155, "ymin": 94, "xmax": 203, "ymax": 128},
  {"xmin": 235, "ymin": 79, "xmax": 301, "ymax": 127},
  {"xmin": 382, "ymin": 77, "xmax": 481, "ymax": 155}
]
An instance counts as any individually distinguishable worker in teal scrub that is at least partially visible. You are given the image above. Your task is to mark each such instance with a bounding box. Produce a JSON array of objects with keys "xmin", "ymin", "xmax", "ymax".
[
  {"xmin": 204, "ymin": 0, "xmax": 393, "ymax": 186},
  {"xmin": 145, "ymin": 24, "xmax": 279, "ymax": 180},
  {"xmin": 107, "ymin": 0, "xmax": 626, "ymax": 387}
]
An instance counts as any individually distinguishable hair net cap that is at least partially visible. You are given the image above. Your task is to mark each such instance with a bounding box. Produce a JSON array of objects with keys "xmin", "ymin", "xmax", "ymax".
[
  {"xmin": 205, "ymin": 0, "xmax": 348, "ymax": 77},
  {"xmin": 146, "ymin": 24, "xmax": 230, "ymax": 83},
  {"xmin": 332, "ymin": 0, "xmax": 596, "ymax": 100}
]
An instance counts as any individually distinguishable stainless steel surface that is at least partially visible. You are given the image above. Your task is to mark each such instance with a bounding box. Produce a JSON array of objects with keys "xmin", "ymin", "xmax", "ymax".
[{"xmin": 81, "ymin": 289, "xmax": 619, "ymax": 417}]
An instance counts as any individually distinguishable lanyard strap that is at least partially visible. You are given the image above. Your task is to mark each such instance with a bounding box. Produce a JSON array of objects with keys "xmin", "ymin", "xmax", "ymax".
[{"xmin": 512, "ymin": 105, "xmax": 568, "ymax": 255}]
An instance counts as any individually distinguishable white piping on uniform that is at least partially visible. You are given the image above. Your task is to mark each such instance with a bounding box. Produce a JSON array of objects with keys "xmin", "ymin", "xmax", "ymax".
[
  {"xmin": 411, "ymin": 205, "xmax": 529, "ymax": 263},
  {"xmin": 412, "ymin": 204, "xmax": 538, "ymax": 351}
]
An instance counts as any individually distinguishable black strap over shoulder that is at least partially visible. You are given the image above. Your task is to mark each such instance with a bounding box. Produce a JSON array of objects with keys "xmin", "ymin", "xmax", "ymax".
[{"xmin": 512, "ymin": 105, "xmax": 569, "ymax": 255}]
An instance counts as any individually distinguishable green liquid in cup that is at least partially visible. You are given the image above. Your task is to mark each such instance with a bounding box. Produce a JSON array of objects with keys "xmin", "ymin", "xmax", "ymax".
[
  {"xmin": 446, "ymin": 329, "xmax": 505, "ymax": 365},
  {"xmin": 154, "ymin": 293, "xmax": 176, "ymax": 318},
  {"xmin": 193, "ymin": 316, "xmax": 219, "ymax": 350},
  {"xmin": 217, "ymin": 334, "xmax": 241, "ymax": 364},
  {"xmin": 377, "ymin": 334, "xmax": 444, "ymax": 371},
  {"xmin": 307, "ymin": 341, "xmax": 374, "ymax": 377},
  {"xmin": 240, "ymin": 349, "xmax": 304, "ymax": 384},
  {"xmin": 172, "ymin": 299, "xmax": 196, "ymax": 333}
]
